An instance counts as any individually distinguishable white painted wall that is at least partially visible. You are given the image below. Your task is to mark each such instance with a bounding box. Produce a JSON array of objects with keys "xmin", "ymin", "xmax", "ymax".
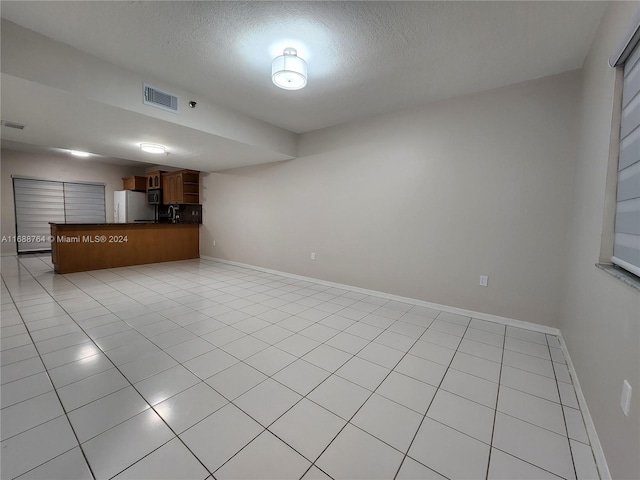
[
  {"xmin": 201, "ymin": 70, "xmax": 580, "ymax": 327},
  {"xmin": 1, "ymin": 149, "xmax": 146, "ymax": 255},
  {"xmin": 560, "ymin": 3, "xmax": 640, "ymax": 479}
]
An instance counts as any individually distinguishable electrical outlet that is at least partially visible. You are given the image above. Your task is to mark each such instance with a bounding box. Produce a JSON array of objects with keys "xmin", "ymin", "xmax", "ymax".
[
  {"xmin": 479, "ymin": 275, "xmax": 489, "ymax": 287},
  {"xmin": 213, "ymin": 240, "xmax": 216, "ymax": 246},
  {"xmin": 621, "ymin": 380, "xmax": 632, "ymax": 416},
  {"xmin": 311, "ymin": 252, "xmax": 316, "ymax": 260}
]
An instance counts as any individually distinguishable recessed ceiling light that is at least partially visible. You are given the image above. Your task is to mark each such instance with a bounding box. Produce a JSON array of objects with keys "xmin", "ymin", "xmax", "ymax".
[
  {"xmin": 272, "ymin": 48, "xmax": 307, "ymax": 90},
  {"xmin": 140, "ymin": 143, "xmax": 167, "ymax": 154},
  {"xmin": 69, "ymin": 150, "xmax": 91, "ymax": 157}
]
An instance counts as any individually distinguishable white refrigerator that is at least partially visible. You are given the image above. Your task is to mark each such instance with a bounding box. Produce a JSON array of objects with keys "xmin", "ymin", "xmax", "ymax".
[{"xmin": 113, "ymin": 191, "xmax": 155, "ymax": 223}]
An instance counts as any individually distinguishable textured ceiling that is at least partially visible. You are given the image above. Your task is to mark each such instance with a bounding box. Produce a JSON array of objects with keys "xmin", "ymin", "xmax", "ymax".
[{"xmin": 1, "ymin": 1, "xmax": 606, "ymax": 134}]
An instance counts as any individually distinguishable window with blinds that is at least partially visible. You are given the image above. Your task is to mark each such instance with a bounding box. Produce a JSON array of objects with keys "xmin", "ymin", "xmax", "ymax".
[
  {"xmin": 63, "ymin": 183, "xmax": 107, "ymax": 224},
  {"xmin": 13, "ymin": 177, "xmax": 106, "ymax": 253},
  {"xmin": 613, "ymin": 38, "xmax": 640, "ymax": 277}
]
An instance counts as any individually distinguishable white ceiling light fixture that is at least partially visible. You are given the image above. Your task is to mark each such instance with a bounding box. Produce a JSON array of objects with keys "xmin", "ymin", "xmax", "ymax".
[
  {"xmin": 272, "ymin": 47, "xmax": 307, "ymax": 90},
  {"xmin": 140, "ymin": 143, "xmax": 166, "ymax": 154},
  {"xmin": 69, "ymin": 150, "xmax": 90, "ymax": 157}
]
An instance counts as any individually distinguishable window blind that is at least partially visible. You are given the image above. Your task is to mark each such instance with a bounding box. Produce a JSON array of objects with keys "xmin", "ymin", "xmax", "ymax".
[
  {"xmin": 63, "ymin": 182, "xmax": 106, "ymax": 224},
  {"xmin": 613, "ymin": 40, "xmax": 640, "ymax": 277},
  {"xmin": 13, "ymin": 177, "xmax": 105, "ymax": 253}
]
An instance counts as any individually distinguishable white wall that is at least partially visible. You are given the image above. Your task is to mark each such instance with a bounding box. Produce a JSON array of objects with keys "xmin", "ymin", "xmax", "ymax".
[
  {"xmin": 1, "ymin": 149, "xmax": 146, "ymax": 255},
  {"xmin": 202, "ymin": 70, "xmax": 581, "ymax": 327},
  {"xmin": 560, "ymin": 3, "xmax": 640, "ymax": 479}
]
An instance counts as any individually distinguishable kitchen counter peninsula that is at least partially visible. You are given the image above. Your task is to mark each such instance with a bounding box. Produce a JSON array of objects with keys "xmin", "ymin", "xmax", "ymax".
[{"xmin": 50, "ymin": 223, "xmax": 199, "ymax": 274}]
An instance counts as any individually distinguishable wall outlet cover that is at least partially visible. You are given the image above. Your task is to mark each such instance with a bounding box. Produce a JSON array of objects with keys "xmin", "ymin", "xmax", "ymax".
[{"xmin": 479, "ymin": 275, "xmax": 489, "ymax": 287}]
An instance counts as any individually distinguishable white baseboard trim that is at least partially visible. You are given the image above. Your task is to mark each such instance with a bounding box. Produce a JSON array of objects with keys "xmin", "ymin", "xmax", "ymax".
[
  {"xmin": 1, "ymin": 253, "xmax": 17, "ymax": 257},
  {"xmin": 201, "ymin": 255, "xmax": 559, "ymax": 336},
  {"xmin": 557, "ymin": 333, "xmax": 611, "ymax": 480},
  {"xmin": 202, "ymin": 255, "xmax": 608, "ymax": 477}
]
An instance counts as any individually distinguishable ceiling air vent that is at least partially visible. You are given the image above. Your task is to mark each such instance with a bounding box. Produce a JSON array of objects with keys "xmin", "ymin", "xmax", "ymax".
[
  {"xmin": 143, "ymin": 84, "xmax": 178, "ymax": 113},
  {"xmin": 1, "ymin": 120, "xmax": 25, "ymax": 130}
]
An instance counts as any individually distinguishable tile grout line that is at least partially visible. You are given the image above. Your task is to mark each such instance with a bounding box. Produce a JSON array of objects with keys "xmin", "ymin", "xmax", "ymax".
[
  {"xmin": 207, "ymin": 296, "xmax": 414, "ymax": 477},
  {"xmin": 37, "ymin": 262, "xmax": 588, "ymax": 472},
  {"xmin": 24, "ymin": 265, "xmax": 345, "ymax": 417},
  {"xmin": 6, "ymin": 272, "xmax": 520, "ymax": 474},
  {"xmin": 111, "ymin": 307, "xmax": 480, "ymax": 474},
  {"xmin": 60, "ymin": 275, "xmax": 226, "ymax": 480},
  {"xmin": 169, "ymin": 271, "xmax": 376, "ymax": 478},
  {"xmin": 11, "ymin": 258, "xmax": 216, "ymax": 480},
  {"xmin": 203, "ymin": 257, "xmax": 562, "ymax": 337},
  {"xmin": 483, "ymin": 330, "xmax": 586, "ymax": 480},
  {"xmin": 2, "ymin": 306, "xmax": 524, "ymax": 379},
  {"xmin": 29, "ymin": 257, "xmax": 394, "ymax": 478},
  {"xmin": 548, "ymin": 336, "xmax": 582, "ymax": 480},
  {"xmin": 3, "ymin": 255, "xmax": 592, "ymax": 480},
  {"xmin": 392, "ymin": 311, "xmax": 472, "ymax": 480},
  {"xmin": 4, "ymin": 259, "xmax": 576, "ymax": 390},
  {"xmin": 390, "ymin": 322, "xmax": 575, "ymax": 479},
  {"xmin": 484, "ymin": 321, "xmax": 507, "ymax": 480},
  {"xmin": 0, "ymin": 275, "xmax": 98, "ymax": 480},
  {"xmin": 202, "ymin": 299, "xmax": 434, "ymax": 477},
  {"xmin": 300, "ymin": 309, "xmax": 432, "ymax": 479}
]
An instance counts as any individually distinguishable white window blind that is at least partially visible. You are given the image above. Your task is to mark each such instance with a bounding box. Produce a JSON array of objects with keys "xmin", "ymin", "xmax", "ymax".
[
  {"xmin": 13, "ymin": 178, "xmax": 65, "ymax": 253},
  {"xmin": 613, "ymin": 39, "xmax": 640, "ymax": 277},
  {"xmin": 63, "ymin": 182, "xmax": 106, "ymax": 224},
  {"xmin": 13, "ymin": 177, "xmax": 105, "ymax": 253}
]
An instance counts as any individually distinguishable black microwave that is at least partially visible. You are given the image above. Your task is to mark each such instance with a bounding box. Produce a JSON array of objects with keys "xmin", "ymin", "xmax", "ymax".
[{"xmin": 147, "ymin": 189, "xmax": 161, "ymax": 205}]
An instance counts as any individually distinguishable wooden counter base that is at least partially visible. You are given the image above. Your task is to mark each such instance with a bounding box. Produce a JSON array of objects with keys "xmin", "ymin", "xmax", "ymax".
[{"xmin": 50, "ymin": 223, "xmax": 199, "ymax": 274}]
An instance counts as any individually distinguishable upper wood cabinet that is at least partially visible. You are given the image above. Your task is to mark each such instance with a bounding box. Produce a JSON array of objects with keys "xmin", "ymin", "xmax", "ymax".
[
  {"xmin": 146, "ymin": 171, "xmax": 165, "ymax": 191},
  {"xmin": 162, "ymin": 174, "xmax": 181, "ymax": 205},
  {"xmin": 122, "ymin": 176, "xmax": 146, "ymax": 191},
  {"xmin": 162, "ymin": 170, "xmax": 200, "ymax": 204}
]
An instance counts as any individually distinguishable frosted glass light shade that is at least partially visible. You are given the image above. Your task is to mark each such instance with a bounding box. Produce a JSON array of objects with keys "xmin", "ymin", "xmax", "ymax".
[
  {"xmin": 140, "ymin": 143, "xmax": 166, "ymax": 154},
  {"xmin": 69, "ymin": 150, "xmax": 90, "ymax": 157},
  {"xmin": 272, "ymin": 48, "xmax": 307, "ymax": 90}
]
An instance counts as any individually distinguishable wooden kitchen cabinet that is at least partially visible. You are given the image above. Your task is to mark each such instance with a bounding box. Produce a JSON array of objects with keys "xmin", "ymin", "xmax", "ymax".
[
  {"xmin": 146, "ymin": 171, "xmax": 165, "ymax": 191},
  {"xmin": 122, "ymin": 176, "xmax": 146, "ymax": 191},
  {"xmin": 162, "ymin": 170, "xmax": 200, "ymax": 204},
  {"xmin": 162, "ymin": 174, "xmax": 180, "ymax": 204}
]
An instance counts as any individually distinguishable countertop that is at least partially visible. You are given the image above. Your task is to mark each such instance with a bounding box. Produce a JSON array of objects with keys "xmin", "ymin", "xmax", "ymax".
[{"xmin": 49, "ymin": 222, "xmax": 196, "ymax": 226}]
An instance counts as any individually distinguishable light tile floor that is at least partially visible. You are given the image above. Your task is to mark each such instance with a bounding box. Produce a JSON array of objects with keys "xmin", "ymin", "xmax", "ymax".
[{"xmin": 1, "ymin": 254, "xmax": 600, "ymax": 480}]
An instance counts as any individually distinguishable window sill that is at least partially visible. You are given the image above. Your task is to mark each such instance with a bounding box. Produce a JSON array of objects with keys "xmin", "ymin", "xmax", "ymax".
[{"xmin": 596, "ymin": 263, "xmax": 640, "ymax": 292}]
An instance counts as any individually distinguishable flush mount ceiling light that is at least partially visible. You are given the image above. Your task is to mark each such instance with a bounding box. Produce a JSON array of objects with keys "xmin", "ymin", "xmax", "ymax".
[
  {"xmin": 272, "ymin": 47, "xmax": 307, "ymax": 90},
  {"xmin": 69, "ymin": 150, "xmax": 91, "ymax": 157},
  {"xmin": 140, "ymin": 143, "xmax": 166, "ymax": 154}
]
